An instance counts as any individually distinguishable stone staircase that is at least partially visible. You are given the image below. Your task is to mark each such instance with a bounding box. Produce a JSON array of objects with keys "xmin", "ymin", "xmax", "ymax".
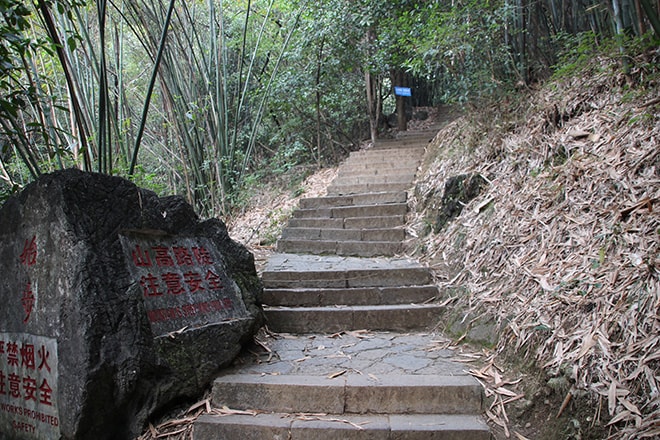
[
  {"xmin": 194, "ymin": 129, "xmax": 491, "ymax": 439},
  {"xmin": 276, "ymin": 134, "xmax": 431, "ymax": 258},
  {"xmin": 260, "ymin": 253, "xmax": 444, "ymax": 333}
]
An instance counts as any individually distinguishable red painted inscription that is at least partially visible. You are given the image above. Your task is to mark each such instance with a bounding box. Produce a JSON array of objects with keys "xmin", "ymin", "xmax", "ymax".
[
  {"xmin": 0, "ymin": 339, "xmax": 52, "ymax": 406},
  {"xmin": 18, "ymin": 236, "xmax": 38, "ymax": 323},
  {"xmin": 123, "ymin": 239, "xmax": 238, "ymax": 327}
]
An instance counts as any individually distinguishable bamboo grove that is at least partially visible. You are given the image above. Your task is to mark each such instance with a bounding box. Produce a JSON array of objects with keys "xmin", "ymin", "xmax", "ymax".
[{"xmin": 1, "ymin": 0, "xmax": 658, "ymax": 217}]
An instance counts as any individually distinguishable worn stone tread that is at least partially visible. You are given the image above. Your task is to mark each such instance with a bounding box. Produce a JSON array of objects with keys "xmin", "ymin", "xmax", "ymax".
[
  {"xmin": 327, "ymin": 182, "xmax": 415, "ymax": 195},
  {"xmin": 280, "ymin": 227, "xmax": 405, "ymax": 242},
  {"xmin": 263, "ymin": 303, "xmax": 445, "ymax": 333},
  {"xmin": 260, "ymin": 285, "xmax": 439, "ymax": 306},
  {"xmin": 287, "ymin": 215, "xmax": 405, "ymax": 229},
  {"xmin": 209, "ymin": 374, "xmax": 482, "ymax": 414},
  {"xmin": 194, "ymin": 413, "xmax": 490, "ymax": 440},
  {"xmin": 276, "ymin": 238, "xmax": 405, "ymax": 257},
  {"xmin": 299, "ymin": 192, "xmax": 407, "ymax": 209}
]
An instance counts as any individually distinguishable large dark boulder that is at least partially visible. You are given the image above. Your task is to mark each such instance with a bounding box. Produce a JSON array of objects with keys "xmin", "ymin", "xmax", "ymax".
[{"xmin": 0, "ymin": 169, "xmax": 262, "ymax": 439}]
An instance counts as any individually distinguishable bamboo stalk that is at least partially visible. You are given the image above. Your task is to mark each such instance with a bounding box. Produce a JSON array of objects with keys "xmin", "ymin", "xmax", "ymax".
[{"xmin": 129, "ymin": 0, "xmax": 176, "ymax": 176}]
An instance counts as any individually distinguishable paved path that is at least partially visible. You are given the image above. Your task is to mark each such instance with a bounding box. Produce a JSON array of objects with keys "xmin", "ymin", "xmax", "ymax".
[
  {"xmin": 227, "ymin": 330, "xmax": 467, "ymax": 377},
  {"xmin": 194, "ymin": 128, "xmax": 492, "ymax": 439}
]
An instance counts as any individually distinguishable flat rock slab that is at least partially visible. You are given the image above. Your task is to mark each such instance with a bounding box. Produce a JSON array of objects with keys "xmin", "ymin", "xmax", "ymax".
[{"xmin": 226, "ymin": 331, "xmax": 468, "ymax": 377}]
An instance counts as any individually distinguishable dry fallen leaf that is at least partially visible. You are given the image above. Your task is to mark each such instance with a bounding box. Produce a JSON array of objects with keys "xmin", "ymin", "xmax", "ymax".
[{"xmin": 327, "ymin": 369, "xmax": 347, "ymax": 379}]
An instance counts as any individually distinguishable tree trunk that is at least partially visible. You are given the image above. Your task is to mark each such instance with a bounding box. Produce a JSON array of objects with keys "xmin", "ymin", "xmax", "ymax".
[
  {"xmin": 315, "ymin": 37, "xmax": 324, "ymax": 170},
  {"xmin": 392, "ymin": 68, "xmax": 407, "ymax": 132},
  {"xmin": 364, "ymin": 28, "xmax": 380, "ymax": 143},
  {"xmin": 612, "ymin": 0, "xmax": 630, "ymax": 74},
  {"xmin": 640, "ymin": 0, "xmax": 660, "ymax": 38},
  {"xmin": 365, "ymin": 69, "xmax": 379, "ymax": 143}
]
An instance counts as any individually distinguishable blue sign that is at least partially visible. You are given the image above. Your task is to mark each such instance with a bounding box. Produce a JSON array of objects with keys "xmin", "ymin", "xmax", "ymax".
[{"xmin": 394, "ymin": 87, "xmax": 411, "ymax": 97}]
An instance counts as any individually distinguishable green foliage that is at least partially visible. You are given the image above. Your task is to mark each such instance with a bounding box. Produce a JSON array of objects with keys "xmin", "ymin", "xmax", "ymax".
[
  {"xmin": 0, "ymin": 0, "xmax": 33, "ymax": 115},
  {"xmin": 127, "ymin": 164, "xmax": 169, "ymax": 196},
  {"xmin": 552, "ymin": 31, "xmax": 606, "ymax": 79},
  {"xmin": 0, "ymin": 180, "xmax": 18, "ymax": 204},
  {"xmin": 1, "ymin": 0, "xmax": 655, "ymax": 220},
  {"xmin": 552, "ymin": 31, "xmax": 660, "ymax": 81}
]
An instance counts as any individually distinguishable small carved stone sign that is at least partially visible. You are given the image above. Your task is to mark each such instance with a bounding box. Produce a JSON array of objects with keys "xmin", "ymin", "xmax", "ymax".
[{"xmin": 119, "ymin": 235, "xmax": 249, "ymax": 335}]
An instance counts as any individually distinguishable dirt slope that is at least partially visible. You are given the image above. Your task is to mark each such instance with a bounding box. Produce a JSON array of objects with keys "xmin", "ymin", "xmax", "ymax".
[{"xmin": 409, "ymin": 51, "xmax": 659, "ymax": 439}]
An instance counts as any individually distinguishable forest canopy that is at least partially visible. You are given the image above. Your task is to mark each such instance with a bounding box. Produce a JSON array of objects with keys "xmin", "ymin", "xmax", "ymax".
[{"xmin": 1, "ymin": 0, "xmax": 658, "ymax": 216}]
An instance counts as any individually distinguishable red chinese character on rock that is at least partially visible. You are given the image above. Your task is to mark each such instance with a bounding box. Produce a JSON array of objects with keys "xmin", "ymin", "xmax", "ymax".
[
  {"xmin": 23, "ymin": 376, "xmax": 37, "ymax": 401},
  {"xmin": 172, "ymin": 247, "xmax": 194, "ymax": 266},
  {"xmin": 19, "ymin": 236, "xmax": 37, "ymax": 266},
  {"xmin": 152, "ymin": 246, "xmax": 175, "ymax": 267},
  {"xmin": 192, "ymin": 246, "xmax": 214, "ymax": 265},
  {"xmin": 140, "ymin": 273, "xmax": 162, "ymax": 297},
  {"xmin": 39, "ymin": 379, "xmax": 53, "ymax": 405},
  {"xmin": 183, "ymin": 272, "xmax": 205, "ymax": 293},
  {"xmin": 6, "ymin": 342, "xmax": 19, "ymax": 367},
  {"xmin": 20, "ymin": 344, "xmax": 35, "ymax": 370},
  {"xmin": 21, "ymin": 283, "xmax": 35, "ymax": 323},
  {"xmin": 131, "ymin": 245, "xmax": 152, "ymax": 267},
  {"xmin": 205, "ymin": 270, "xmax": 223, "ymax": 290},
  {"xmin": 0, "ymin": 371, "xmax": 6, "ymax": 395},
  {"xmin": 38, "ymin": 346, "xmax": 51, "ymax": 373},
  {"xmin": 162, "ymin": 273, "xmax": 185, "ymax": 295},
  {"xmin": 8, "ymin": 373, "xmax": 21, "ymax": 398}
]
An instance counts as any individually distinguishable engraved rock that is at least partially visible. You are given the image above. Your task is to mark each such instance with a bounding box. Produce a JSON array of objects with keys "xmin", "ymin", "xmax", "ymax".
[{"xmin": 0, "ymin": 169, "xmax": 262, "ymax": 439}]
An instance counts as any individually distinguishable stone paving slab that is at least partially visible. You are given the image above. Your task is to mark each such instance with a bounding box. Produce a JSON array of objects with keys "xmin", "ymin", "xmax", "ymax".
[{"xmin": 226, "ymin": 330, "xmax": 468, "ymax": 377}]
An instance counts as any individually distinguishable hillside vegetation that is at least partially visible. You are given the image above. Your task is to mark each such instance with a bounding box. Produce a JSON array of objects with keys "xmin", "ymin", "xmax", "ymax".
[{"xmin": 231, "ymin": 46, "xmax": 659, "ymax": 439}]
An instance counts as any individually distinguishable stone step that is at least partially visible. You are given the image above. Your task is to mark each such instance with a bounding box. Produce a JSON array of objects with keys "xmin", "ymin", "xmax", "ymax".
[
  {"xmin": 208, "ymin": 374, "xmax": 483, "ymax": 415},
  {"xmin": 346, "ymin": 152, "xmax": 424, "ymax": 162},
  {"xmin": 371, "ymin": 140, "xmax": 430, "ymax": 149},
  {"xmin": 331, "ymin": 174, "xmax": 416, "ymax": 186},
  {"xmin": 262, "ymin": 255, "xmax": 433, "ymax": 289},
  {"xmin": 327, "ymin": 182, "xmax": 414, "ymax": 195},
  {"xmin": 194, "ymin": 413, "xmax": 491, "ymax": 440},
  {"xmin": 276, "ymin": 239, "xmax": 404, "ymax": 257},
  {"xmin": 280, "ymin": 227, "xmax": 405, "ymax": 242},
  {"xmin": 260, "ymin": 285, "xmax": 439, "ymax": 306},
  {"xmin": 342, "ymin": 157, "xmax": 422, "ymax": 169},
  {"xmin": 337, "ymin": 168, "xmax": 417, "ymax": 178},
  {"xmin": 348, "ymin": 147, "xmax": 425, "ymax": 159},
  {"xmin": 287, "ymin": 215, "xmax": 405, "ymax": 230},
  {"xmin": 299, "ymin": 192, "xmax": 406, "ymax": 209},
  {"xmin": 339, "ymin": 160, "xmax": 421, "ymax": 171},
  {"xmin": 263, "ymin": 303, "xmax": 444, "ymax": 332},
  {"xmin": 373, "ymin": 136, "xmax": 434, "ymax": 147},
  {"xmin": 292, "ymin": 203, "xmax": 408, "ymax": 219}
]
